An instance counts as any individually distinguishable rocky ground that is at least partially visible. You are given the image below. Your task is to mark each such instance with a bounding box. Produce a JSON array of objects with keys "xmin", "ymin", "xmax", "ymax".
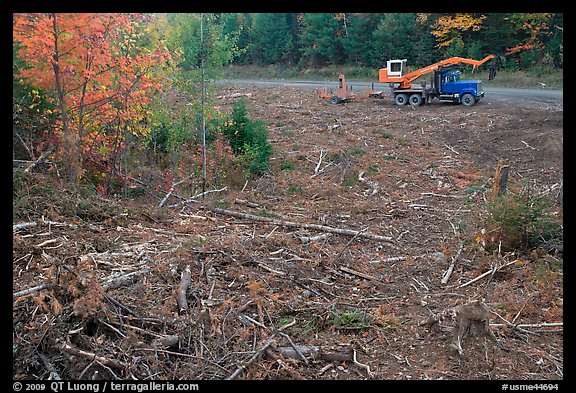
[{"xmin": 13, "ymin": 83, "xmax": 563, "ymax": 381}]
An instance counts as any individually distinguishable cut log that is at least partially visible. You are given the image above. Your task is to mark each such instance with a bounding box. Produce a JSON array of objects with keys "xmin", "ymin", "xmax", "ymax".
[{"xmin": 211, "ymin": 208, "xmax": 394, "ymax": 243}]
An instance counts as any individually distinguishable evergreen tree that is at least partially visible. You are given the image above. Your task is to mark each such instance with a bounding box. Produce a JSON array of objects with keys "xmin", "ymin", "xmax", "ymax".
[
  {"xmin": 247, "ymin": 13, "xmax": 295, "ymax": 65},
  {"xmin": 299, "ymin": 13, "xmax": 343, "ymax": 66},
  {"xmin": 342, "ymin": 13, "xmax": 380, "ymax": 66},
  {"xmin": 372, "ymin": 14, "xmax": 419, "ymax": 67}
]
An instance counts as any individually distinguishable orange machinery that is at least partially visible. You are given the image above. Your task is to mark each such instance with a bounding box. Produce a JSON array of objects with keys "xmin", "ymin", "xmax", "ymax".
[{"xmin": 378, "ymin": 55, "xmax": 495, "ymax": 89}]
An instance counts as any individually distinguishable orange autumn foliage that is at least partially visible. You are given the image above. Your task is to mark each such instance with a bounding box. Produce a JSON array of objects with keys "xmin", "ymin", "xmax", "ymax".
[{"xmin": 13, "ymin": 13, "xmax": 172, "ymax": 183}]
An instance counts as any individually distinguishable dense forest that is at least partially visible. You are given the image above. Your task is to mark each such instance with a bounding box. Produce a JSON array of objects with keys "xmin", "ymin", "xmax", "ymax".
[
  {"xmin": 225, "ymin": 13, "xmax": 563, "ymax": 70},
  {"xmin": 13, "ymin": 12, "xmax": 563, "ymax": 196}
]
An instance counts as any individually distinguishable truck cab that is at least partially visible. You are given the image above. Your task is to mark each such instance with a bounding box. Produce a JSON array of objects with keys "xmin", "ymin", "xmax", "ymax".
[{"xmin": 436, "ymin": 70, "xmax": 485, "ymax": 106}]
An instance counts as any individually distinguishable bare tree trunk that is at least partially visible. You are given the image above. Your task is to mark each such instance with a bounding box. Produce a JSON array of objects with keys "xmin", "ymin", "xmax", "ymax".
[{"xmin": 50, "ymin": 13, "xmax": 81, "ymax": 183}]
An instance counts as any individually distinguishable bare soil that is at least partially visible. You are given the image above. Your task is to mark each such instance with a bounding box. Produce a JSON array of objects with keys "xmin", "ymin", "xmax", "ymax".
[{"xmin": 13, "ymin": 84, "xmax": 563, "ymax": 381}]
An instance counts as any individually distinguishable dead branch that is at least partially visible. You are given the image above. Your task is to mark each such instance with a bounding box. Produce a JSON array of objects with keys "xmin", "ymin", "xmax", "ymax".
[
  {"xmin": 158, "ymin": 174, "xmax": 194, "ymax": 208},
  {"xmin": 101, "ymin": 269, "xmax": 151, "ymax": 291},
  {"xmin": 490, "ymin": 322, "xmax": 563, "ymax": 331},
  {"xmin": 15, "ymin": 132, "xmax": 34, "ymax": 160},
  {"xmin": 441, "ymin": 242, "xmax": 464, "ymax": 285},
  {"xmin": 358, "ymin": 171, "xmax": 380, "ymax": 196},
  {"xmin": 264, "ymin": 349, "xmax": 307, "ymax": 380},
  {"xmin": 277, "ymin": 345, "xmax": 319, "ymax": 360},
  {"xmin": 353, "ymin": 349, "xmax": 374, "ymax": 377},
  {"xmin": 339, "ymin": 266, "xmax": 376, "ymax": 281},
  {"xmin": 310, "ymin": 149, "xmax": 326, "ymax": 178},
  {"xmin": 13, "ymin": 221, "xmax": 38, "ymax": 233},
  {"xmin": 152, "ymin": 334, "xmax": 180, "ymax": 348},
  {"xmin": 13, "ymin": 284, "xmax": 53, "ymax": 299},
  {"xmin": 38, "ymin": 352, "xmax": 62, "ymax": 380},
  {"xmin": 211, "ymin": 208, "xmax": 394, "ymax": 243},
  {"xmin": 216, "ymin": 92, "xmax": 252, "ymax": 100},
  {"xmin": 234, "ymin": 199, "xmax": 261, "ymax": 208},
  {"xmin": 257, "ymin": 262, "xmax": 286, "ymax": 276},
  {"xmin": 60, "ymin": 342, "xmax": 127, "ymax": 371},
  {"xmin": 177, "ymin": 266, "xmax": 192, "ymax": 313},
  {"xmin": 299, "ymin": 233, "xmax": 331, "ymax": 243},
  {"xmin": 24, "ymin": 144, "xmax": 57, "ymax": 173},
  {"xmin": 457, "ymin": 259, "xmax": 518, "ymax": 289},
  {"xmin": 276, "ymin": 345, "xmax": 353, "ymax": 362},
  {"xmin": 166, "ymin": 187, "xmax": 227, "ymax": 208},
  {"xmin": 381, "ymin": 256, "xmax": 406, "ymax": 264},
  {"xmin": 225, "ymin": 338, "xmax": 275, "ymax": 380},
  {"xmin": 336, "ymin": 227, "xmax": 368, "ymax": 259}
]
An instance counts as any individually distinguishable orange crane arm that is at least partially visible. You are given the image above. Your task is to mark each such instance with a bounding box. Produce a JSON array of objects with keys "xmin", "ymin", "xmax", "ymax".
[{"xmin": 380, "ymin": 55, "xmax": 494, "ymax": 89}]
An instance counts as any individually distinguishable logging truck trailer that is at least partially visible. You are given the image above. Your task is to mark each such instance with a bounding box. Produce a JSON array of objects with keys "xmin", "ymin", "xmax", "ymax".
[{"xmin": 317, "ymin": 74, "xmax": 385, "ymax": 104}]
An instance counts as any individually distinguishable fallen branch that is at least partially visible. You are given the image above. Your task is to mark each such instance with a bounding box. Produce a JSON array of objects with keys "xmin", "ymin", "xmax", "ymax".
[
  {"xmin": 158, "ymin": 174, "xmax": 194, "ymax": 208},
  {"xmin": 24, "ymin": 144, "xmax": 57, "ymax": 173},
  {"xmin": 177, "ymin": 266, "xmax": 192, "ymax": 313},
  {"xmin": 38, "ymin": 353, "xmax": 62, "ymax": 380},
  {"xmin": 167, "ymin": 187, "xmax": 227, "ymax": 208},
  {"xmin": 353, "ymin": 349, "xmax": 374, "ymax": 377},
  {"xmin": 234, "ymin": 199, "xmax": 261, "ymax": 208},
  {"xmin": 457, "ymin": 259, "xmax": 518, "ymax": 289},
  {"xmin": 13, "ymin": 284, "xmax": 53, "ymax": 299},
  {"xmin": 310, "ymin": 149, "xmax": 326, "ymax": 178},
  {"xmin": 490, "ymin": 322, "xmax": 562, "ymax": 331},
  {"xmin": 299, "ymin": 233, "xmax": 331, "ymax": 243},
  {"xmin": 381, "ymin": 256, "xmax": 406, "ymax": 264},
  {"xmin": 60, "ymin": 342, "xmax": 127, "ymax": 370},
  {"xmin": 441, "ymin": 242, "xmax": 464, "ymax": 285},
  {"xmin": 226, "ymin": 339, "xmax": 275, "ymax": 380},
  {"xmin": 264, "ymin": 349, "xmax": 307, "ymax": 380},
  {"xmin": 339, "ymin": 266, "xmax": 376, "ymax": 281},
  {"xmin": 212, "ymin": 208, "xmax": 394, "ymax": 243},
  {"xmin": 13, "ymin": 221, "xmax": 37, "ymax": 233},
  {"xmin": 276, "ymin": 345, "xmax": 353, "ymax": 362},
  {"xmin": 101, "ymin": 269, "xmax": 151, "ymax": 291}
]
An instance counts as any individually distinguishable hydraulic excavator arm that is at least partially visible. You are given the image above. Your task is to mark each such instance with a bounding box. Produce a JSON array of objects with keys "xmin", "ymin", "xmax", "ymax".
[{"xmin": 379, "ymin": 55, "xmax": 494, "ymax": 89}]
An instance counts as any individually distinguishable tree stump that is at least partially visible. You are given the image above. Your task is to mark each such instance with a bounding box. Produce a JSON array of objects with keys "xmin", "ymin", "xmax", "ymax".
[{"xmin": 492, "ymin": 160, "xmax": 509, "ymax": 201}]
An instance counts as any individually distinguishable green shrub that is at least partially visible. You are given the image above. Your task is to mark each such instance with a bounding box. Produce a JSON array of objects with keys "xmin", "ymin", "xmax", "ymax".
[
  {"xmin": 329, "ymin": 308, "xmax": 373, "ymax": 332},
  {"xmin": 222, "ymin": 99, "xmax": 272, "ymax": 176},
  {"xmin": 487, "ymin": 192, "xmax": 562, "ymax": 252}
]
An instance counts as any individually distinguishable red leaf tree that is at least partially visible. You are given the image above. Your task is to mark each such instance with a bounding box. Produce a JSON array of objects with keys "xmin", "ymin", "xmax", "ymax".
[{"xmin": 13, "ymin": 13, "xmax": 172, "ymax": 186}]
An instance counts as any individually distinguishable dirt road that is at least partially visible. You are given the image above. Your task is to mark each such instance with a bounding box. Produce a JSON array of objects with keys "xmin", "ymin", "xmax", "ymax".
[{"xmin": 219, "ymin": 78, "xmax": 563, "ymax": 105}]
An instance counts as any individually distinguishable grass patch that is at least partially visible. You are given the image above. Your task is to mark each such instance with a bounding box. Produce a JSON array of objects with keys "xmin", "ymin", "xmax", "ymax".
[
  {"xmin": 280, "ymin": 161, "xmax": 296, "ymax": 170},
  {"xmin": 374, "ymin": 129, "xmax": 394, "ymax": 139},
  {"xmin": 329, "ymin": 308, "xmax": 373, "ymax": 332},
  {"xmin": 383, "ymin": 154, "xmax": 409, "ymax": 163},
  {"xmin": 342, "ymin": 172, "xmax": 359, "ymax": 187},
  {"xmin": 287, "ymin": 186, "xmax": 303, "ymax": 194}
]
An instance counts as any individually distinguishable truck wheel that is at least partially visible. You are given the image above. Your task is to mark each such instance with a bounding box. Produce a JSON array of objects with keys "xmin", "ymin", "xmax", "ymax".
[
  {"xmin": 461, "ymin": 93, "xmax": 475, "ymax": 107},
  {"xmin": 394, "ymin": 94, "xmax": 409, "ymax": 106},
  {"xmin": 409, "ymin": 94, "xmax": 423, "ymax": 106},
  {"xmin": 330, "ymin": 96, "xmax": 341, "ymax": 104}
]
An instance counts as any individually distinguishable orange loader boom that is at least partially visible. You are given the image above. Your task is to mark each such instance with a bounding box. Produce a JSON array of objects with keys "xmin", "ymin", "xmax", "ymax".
[{"xmin": 379, "ymin": 55, "xmax": 495, "ymax": 89}]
